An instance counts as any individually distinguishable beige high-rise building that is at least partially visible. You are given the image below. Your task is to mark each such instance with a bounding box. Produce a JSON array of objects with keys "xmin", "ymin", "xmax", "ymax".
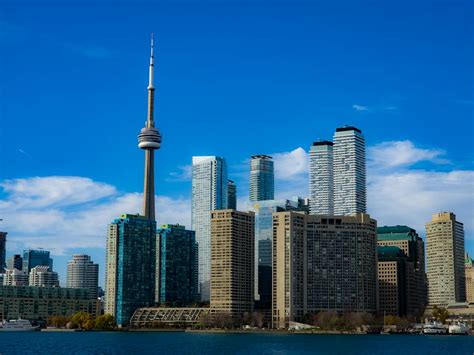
[
  {"xmin": 426, "ymin": 212, "xmax": 465, "ymax": 307},
  {"xmin": 465, "ymin": 253, "xmax": 474, "ymax": 303},
  {"xmin": 210, "ymin": 210, "xmax": 254, "ymax": 319},
  {"xmin": 272, "ymin": 211, "xmax": 377, "ymax": 329}
]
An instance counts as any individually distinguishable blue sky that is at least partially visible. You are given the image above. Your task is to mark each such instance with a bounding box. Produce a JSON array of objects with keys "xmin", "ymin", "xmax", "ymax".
[{"xmin": 0, "ymin": 0, "xmax": 473, "ymax": 286}]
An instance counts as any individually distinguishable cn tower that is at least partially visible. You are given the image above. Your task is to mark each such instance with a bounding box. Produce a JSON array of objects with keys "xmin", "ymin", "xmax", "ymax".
[{"xmin": 138, "ymin": 34, "xmax": 162, "ymax": 221}]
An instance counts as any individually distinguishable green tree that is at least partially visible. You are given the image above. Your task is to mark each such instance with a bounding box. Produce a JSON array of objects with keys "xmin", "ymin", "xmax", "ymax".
[
  {"xmin": 94, "ymin": 314, "xmax": 116, "ymax": 330},
  {"xmin": 432, "ymin": 306, "xmax": 449, "ymax": 324},
  {"xmin": 70, "ymin": 311, "xmax": 95, "ymax": 330}
]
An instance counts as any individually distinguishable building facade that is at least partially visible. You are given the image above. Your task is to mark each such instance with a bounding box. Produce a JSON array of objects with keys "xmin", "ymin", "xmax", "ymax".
[
  {"xmin": 309, "ymin": 141, "xmax": 334, "ymax": 215},
  {"xmin": 191, "ymin": 155, "xmax": 228, "ymax": 301},
  {"xmin": 0, "ymin": 232, "xmax": 6, "ymax": 273},
  {"xmin": 210, "ymin": 210, "xmax": 254, "ymax": 319},
  {"xmin": 426, "ymin": 212, "xmax": 465, "ymax": 307},
  {"xmin": 272, "ymin": 212, "xmax": 377, "ymax": 328},
  {"xmin": 156, "ymin": 224, "xmax": 198, "ymax": 305},
  {"xmin": 249, "ymin": 155, "xmax": 274, "ymax": 202},
  {"xmin": 227, "ymin": 180, "xmax": 237, "ymax": 210},
  {"xmin": 3, "ymin": 269, "xmax": 28, "ymax": 286},
  {"xmin": 0, "ymin": 286, "xmax": 99, "ymax": 321},
  {"xmin": 332, "ymin": 126, "xmax": 366, "ymax": 215},
  {"xmin": 67, "ymin": 254, "xmax": 99, "ymax": 299},
  {"xmin": 29, "ymin": 266, "xmax": 59, "ymax": 287},
  {"xmin": 7, "ymin": 254, "xmax": 22, "ymax": 271},
  {"xmin": 377, "ymin": 225, "xmax": 427, "ymax": 316},
  {"xmin": 105, "ymin": 214, "xmax": 156, "ymax": 326},
  {"xmin": 465, "ymin": 253, "xmax": 474, "ymax": 303},
  {"xmin": 22, "ymin": 249, "xmax": 53, "ymax": 274}
]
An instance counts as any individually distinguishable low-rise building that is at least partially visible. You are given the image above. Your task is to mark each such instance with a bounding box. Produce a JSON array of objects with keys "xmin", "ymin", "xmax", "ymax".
[
  {"xmin": 3, "ymin": 269, "xmax": 28, "ymax": 286},
  {"xmin": 29, "ymin": 266, "xmax": 59, "ymax": 287}
]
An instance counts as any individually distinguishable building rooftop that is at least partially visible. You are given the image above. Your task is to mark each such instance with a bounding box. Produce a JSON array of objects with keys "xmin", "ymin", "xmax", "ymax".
[
  {"xmin": 311, "ymin": 140, "xmax": 333, "ymax": 146},
  {"xmin": 377, "ymin": 246, "xmax": 406, "ymax": 258},
  {"xmin": 377, "ymin": 225, "xmax": 419, "ymax": 241},
  {"xmin": 251, "ymin": 154, "xmax": 272, "ymax": 160},
  {"xmin": 335, "ymin": 126, "xmax": 362, "ymax": 134}
]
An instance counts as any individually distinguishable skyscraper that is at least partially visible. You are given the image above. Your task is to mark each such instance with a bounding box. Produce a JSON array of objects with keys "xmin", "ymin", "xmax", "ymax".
[
  {"xmin": 249, "ymin": 155, "xmax": 274, "ymax": 202},
  {"xmin": 426, "ymin": 212, "xmax": 465, "ymax": 307},
  {"xmin": 0, "ymin": 232, "xmax": 6, "ymax": 273},
  {"xmin": 67, "ymin": 254, "xmax": 99, "ymax": 299},
  {"xmin": 105, "ymin": 37, "xmax": 159, "ymax": 326},
  {"xmin": 137, "ymin": 34, "xmax": 162, "ymax": 221},
  {"xmin": 227, "ymin": 180, "xmax": 237, "ymax": 210},
  {"xmin": 191, "ymin": 156, "xmax": 228, "ymax": 301},
  {"xmin": 7, "ymin": 255, "xmax": 22, "ymax": 271},
  {"xmin": 105, "ymin": 214, "xmax": 156, "ymax": 326},
  {"xmin": 210, "ymin": 210, "xmax": 254, "ymax": 318},
  {"xmin": 29, "ymin": 266, "xmax": 59, "ymax": 287},
  {"xmin": 22, "ymin": 249, "xmax": 53, "ymax": 274},
  {"xmin": 309, "ymin": 141, "xmax": 334, "ymax": 215},
  {"xmin": 465, "ymin": 253, "xmax": 474, "ymax": 303},
  {"xmin": 333, "ymin": 126, "xmax": 366, "ymax": 215},
  {"xmin": 156, "ymin": 224, "xmax": 198, "ymax": 305}
]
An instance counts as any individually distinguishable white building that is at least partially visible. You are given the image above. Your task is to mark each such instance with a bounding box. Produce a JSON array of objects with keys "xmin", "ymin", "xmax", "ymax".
[
  {"xmin": 29, "ymin": 266, "xmax": 59, "ymax": 287},
  {"xmin": 3, "ymin": 269, "xmax": 28, "ymax": 286},
  {"xmin": 191, "ymin": 156, "xmax": 228, "ymax": 301},
  {"xmin": 309, "ymin": 141, "xmax": 334, "ymax": 215},
  {"xmin": 67, "ymin": 254, "xmax": 99, "ymax": 299},
  {"xmin": 333, "ymin": 126, "xmax": 366, "ymax": 215}
]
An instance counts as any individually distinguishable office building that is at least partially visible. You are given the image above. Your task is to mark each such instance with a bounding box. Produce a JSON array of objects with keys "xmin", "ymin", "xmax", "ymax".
[
  {"xmin": 210, "ymin": 210, "xmax": 254, "ymax": 318},
  {"xmin": 272, "ymin": 212, "xmax": 377, "ymax": 328},
  {"xmin": 426, "ymin": 212, "xmax": 465, "ymax": 307},
  {"xmin": 333, "ymin": 126, "xmax": 366, "ymax": 215},
  {"xmin": 465, "ymin": 253, "xmax": 474, "ymax": 303},
  {"xmin": 22, "ymin": 249, "xmax": 53, "ymax": 274},
  {"xmin": 7, "ymin": 254, "xmax": 22, "ymax": 271},
  {"xmin": 157, "ymin": 224, "xmax": 198, "ymax": 305},
  {"xmin": 105, "ymin": 214, "xmax": 156, "ymax": 326},
  {"xmin": 29, "ymin": 266, "xmax": 59, "ymax": 287},
  {"xmin": 378, "ymin": 246, "xmax": 409, "ymax": 316},
  {"xmin": 309, "ymin": 141, "xmax": 334, "ymax": 215},
  {"xmin": 67, "ymin": 254, "xmax": 99, "ymax": 299},
  {"xmin": 249, "ymin": 155, "xmax": 274, "ymax": 202},
  {"xmin": 192, "ymin": 155, "xmax": 228, "ymax": 301},
  {"xmin": 0, "ymin": 286, "xmax": 99, "ymax": 321},
  {"xmin": 227, "ymin": 180, "xmax": 237, "ymax": 210},
  {"xmin": 0, "ymin": 232, "xmax": 6, "ymax": 273},
  {"xmin": 247, "ymin": 197, "xmax": 308, "ymax": 303},
  {"xmin": 3, "ymin": 269, "xmax": 28, "ymax": 286}
]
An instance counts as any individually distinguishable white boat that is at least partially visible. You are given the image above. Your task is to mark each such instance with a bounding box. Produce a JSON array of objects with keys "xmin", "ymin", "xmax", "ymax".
[
  {"xmin": 448, "ymin": 321, "xmax": 469, "ymax": 335},
  {"xmin": 0, "ymin": 319, "xmax": 39, "ymax": 331},
  {"xmin": 423, "ymin": 321, "xmax": 446, "ymax": 335}
]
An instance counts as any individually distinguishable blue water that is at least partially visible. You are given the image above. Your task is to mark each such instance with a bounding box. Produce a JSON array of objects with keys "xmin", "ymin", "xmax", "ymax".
[{"xmin": 0, "ymin": 332, "xmax": 473, "ymax": 354}]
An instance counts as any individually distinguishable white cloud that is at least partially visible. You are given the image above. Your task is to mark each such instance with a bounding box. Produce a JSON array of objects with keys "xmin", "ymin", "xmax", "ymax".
[
  {"xmin": 0, "ymin": 177, "xmax": 190, "ymax": 255},
  {"xmin": 367, "ymin": 140, "xmax": 449, "ymax": 169},
  {"xmin": 168, "ymin": 165, "xmax": 192, "ymax": 181},
  {"xmin": 353, "ymin": 104, "xmax": 369, "ymax": 111},
  {"xmin": 272, "ymin": 147, "xmax": 308, "ymax": 180}
]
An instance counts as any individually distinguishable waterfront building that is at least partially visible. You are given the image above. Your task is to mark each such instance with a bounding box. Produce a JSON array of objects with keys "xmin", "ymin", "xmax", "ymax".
[
  {"xmin": 192, "ymin": 155, "xmax": 228, "ymax": 301},
  {"xmin": 426, "ymin": 212, "xmax": 465, "ymax": 307},
  {"xmin": 22, "ymin": 249, "xmax": 53, "ymax": 274},
  {"xmin": 465, "ymin": 253, "xmax": 474, "ymax": 303},
  {"xmin": 7, "ymin": 254, "xmax": 22, "ymax": 271},
  {"xmin": 0, "ymin": 285, "xmax": 99, "ymax": 321},
  {"xmin": 3, "ymin": 268, "xmax": 28, "ymax": 286},
  {"xmin": 28, "ymin": 265, "xmax": 59, "ymax": 287},
  {"xmin": 105, "ymin": 214, "xmax": 156, "ymax": 326},
  {"xmin": 377, "ymin": 225, "xmax": 427, "ymax": 316},
  {"xmin": 378, "ymin": 246, "xmax": 409, "ymax": 316},
  {"xmin": 0, "ymin": 232, "xmax": 6, "ymax": 273},
  {"xmin": 309, "ymin": 141, "xmax": 334, "ymax": 215},
  {"xmin": 210, "ymin": 210, "xmax": 254, "ymax": 319},
  {"xmin": 157, "ymin": 224, "xmax": 198, "ymax": 305},
  {"xmin": 249, "ymin": 155, "xmax": 274, "ymax": 202},
  {"xmin": 67, "ymin": 254, "xmax": 99, "ymax": 299},
  {"xmin": 227, "ymin": 180, "xmax": 237, "ymax": 210},
  {"xmin": 272, "ymin": 211, "xmax": 377, "ymax": 328},
  {"xmin": 332, "ymin": 126, "xmax": 366, "ymax": 215},
  {"xmin": 247, "ymin": 197, "xmax": 308, "ymax": 303}
]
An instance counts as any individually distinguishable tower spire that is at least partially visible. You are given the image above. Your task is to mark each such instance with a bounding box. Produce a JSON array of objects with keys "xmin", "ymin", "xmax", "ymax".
[{"xmin": 146, "ymin": 33, "xmax": 155, "ymax": 128}]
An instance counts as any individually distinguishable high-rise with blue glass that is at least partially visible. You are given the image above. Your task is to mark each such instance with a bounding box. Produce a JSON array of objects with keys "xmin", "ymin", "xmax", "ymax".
[
  {"xmin": 249, "ymin": 155, "xmax": 274, "ymax": 202},
  {"xmin": 22, "ymin": 249, "xmax": 53, "ymax": 273},
  {"xmin": 156, "ymin": 224, "xmax": 198, "ymax": 305},
  {"xmin": 192, "ymin": 156, "xmax": 228, "ymax": 301},
  {"xmin": 105, "ymin": 36, "xmax": 160, "ymax": 326}
]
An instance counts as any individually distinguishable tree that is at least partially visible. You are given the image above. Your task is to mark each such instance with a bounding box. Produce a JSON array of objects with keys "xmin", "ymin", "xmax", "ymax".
[
  {"xmin": 70, "ymin": 312, "xmax": 95, "ymax": 330},
  {"xmin": 94, "ymin": 314, "xmax": 116, "ymax": 330},
  {"xmin": 251, "ymin": 312, "xmax": 264, "ymax": 328},
  {"xmin": 48, "ymin": 316, "xmax": 70, "ymax": 328},
  {"xmin": 432, "ymin": 306, "xmax": 449, "ymax": 324}
]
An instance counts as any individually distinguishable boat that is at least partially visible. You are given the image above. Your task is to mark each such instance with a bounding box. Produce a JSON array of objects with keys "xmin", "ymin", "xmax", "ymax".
[
  {"xmin": 448, "ymin": 321, "xmax": 469, "ymax": 335},
  {"xmin": 422, "ymin": 321, "xmax": 446, "ymax": 335},
  {"xmin": 0, "ymin": 319, "xmax": 39, "ymax": 331}
]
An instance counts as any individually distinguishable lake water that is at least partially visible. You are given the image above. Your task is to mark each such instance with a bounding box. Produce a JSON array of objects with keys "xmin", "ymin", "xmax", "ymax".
[{"xmin": 0, "ymin": 332, "xmax": 473, "ymax": 354}]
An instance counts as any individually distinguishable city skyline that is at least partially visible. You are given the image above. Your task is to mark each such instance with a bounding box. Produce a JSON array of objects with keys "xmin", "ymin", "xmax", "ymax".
[{"xmin": 1, "ymin": 1, "xmax": 473, "ymax": 286}]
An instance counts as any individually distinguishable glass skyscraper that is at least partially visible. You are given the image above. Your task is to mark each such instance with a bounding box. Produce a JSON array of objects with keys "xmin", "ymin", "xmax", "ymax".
[
  {"xmin": 333, "ymin": 126, "xmax": 366, "ymax": 215},
  {"xmin": 0, "ymin": 232, "xmax": 6, "ymax": 273},
  {"xmin": 191, "ymin": 156, "xmax": 228, "ymax": 301},
  {"xmin": 105, "ymin": 214, "xmax": 156, "ymax": 326},
  {"xmin": 157, "ymin": 224, "xmax": 198, "ymax": 305},
  {"xmin": 309, "ymin": 141, "xmax": 334, "ymax": 215},
  {"xmin": 22, "ymin": 249, "xmax": 53, "ymax": 274},
  {"xmin": 249, "ymin": 155, "xmax": 274, "ymax": 202},
  {"xmin": 227, "ymin": 180, "xmax": 237, "ymax": 210}
]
